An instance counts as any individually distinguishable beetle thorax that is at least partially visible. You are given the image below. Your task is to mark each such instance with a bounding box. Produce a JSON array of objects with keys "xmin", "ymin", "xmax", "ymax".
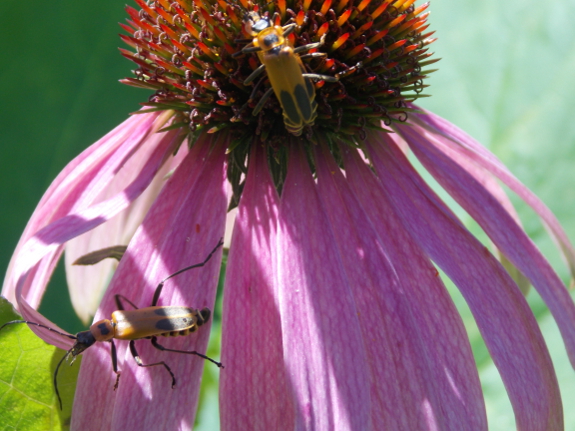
[
  {"xmin": 255, "ymin": 27, "xmax": 285, "ymax": 52},
  {"xmin": 90, "ymin": 319, "xmax": 116, "ymax": 342}
]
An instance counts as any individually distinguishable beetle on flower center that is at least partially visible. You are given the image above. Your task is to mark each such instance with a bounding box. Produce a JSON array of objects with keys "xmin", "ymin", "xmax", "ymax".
[{"xmin": 236, "ymin": 11, "xmax": 338, "ymax": 136}]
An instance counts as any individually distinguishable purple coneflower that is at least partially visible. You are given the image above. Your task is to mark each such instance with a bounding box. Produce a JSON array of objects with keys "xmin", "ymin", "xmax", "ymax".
[{"xmin": 2, "ymin": 0, "xmax": 575, "ymax": 429}]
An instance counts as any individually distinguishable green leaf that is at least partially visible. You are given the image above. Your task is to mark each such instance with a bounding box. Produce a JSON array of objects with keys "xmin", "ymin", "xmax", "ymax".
[{"xmin": 0, "ymin": 298, "xmax": 79, "ymax": 431}]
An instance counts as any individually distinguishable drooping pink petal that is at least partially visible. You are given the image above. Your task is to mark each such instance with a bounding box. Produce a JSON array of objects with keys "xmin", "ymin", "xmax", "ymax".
[
  {"xmin": 13, "ymin": 112, "xmax": 159, "ymax": 248},
  {"xmin": 412, "ymin": 109, "xmax": 575, "ymax": 283},
  {"xmin": 407, "ymin": 116, "xmax": 533, "ymax": 292},
  {"xmin": 2, "ymin": 120, "xmax": 181, "ymax": 348},
  {"xmin": 3, "ymin": 113, "xmax": 158, "ymax": 301},
  {"xmin": 9, "ymin": 126, "xmax": 179, "ymax": 347},
  {"xmin": 65, "ymin": 138, "xmax": 190, "ymax": 323},
  {"xmin": 3, "ymin": 112, "xmax": 179, "ymax": 318},
  {"xmin": 66, "ymin": 230, "xmax": 122, "ymax": 324},
  {"xmin": 220, "ymin": 146, "xmax": 294, "ymax": 430},
  {"xmin": 399, "ymin": 123, "xmax": 575, "ymax": 369},
  {"xmin": 276, "ymin": 145, "xmax": 371, "ymax": 430},
  {"xmin": 322, "ymin": 144, "xmax": 486, "ymax": 430},
  {"xmin": 71, "ymin": 135, "xmax": 227, "ymax": 431},
  {"xmin": 367, "ymin": 133, "xmax": 562, "ymax": 430}
]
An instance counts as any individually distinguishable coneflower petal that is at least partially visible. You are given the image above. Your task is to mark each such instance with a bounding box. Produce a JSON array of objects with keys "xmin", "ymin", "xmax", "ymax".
[
  {"xmin": 220, "ymin": 146, "xmax": 294, "ymax": 430},
  {"xmin": 277, "ymin": 145, "xmax": 371, "ymax": 430},
  {"xmin": 368, "ymin": 135, "xmax": 562, "ymax": 430},
  {"xmin": 13, "ymin": 130, "xmax": 176, "ymax": 303},
  {"xmin": 72, "ymin": 134, "xmax": 227, "ymax": 431},
  {"xmin": 65, "ymin": 134, "xmax": 189, "ymax": 324},
  {"xmin": 3, "ymin": 112, "xmax": 159, "ymax": 308},
  {"xmin": 413, "ymin": 109, "xmax": 575, "ymax": 282},
  {"xmin": 400, "ymin": 123, "xmax": 575, "ymax": 369},
  {"xmin": 339, "ymin": 146, "xmax": 487, "ymax": 430}
]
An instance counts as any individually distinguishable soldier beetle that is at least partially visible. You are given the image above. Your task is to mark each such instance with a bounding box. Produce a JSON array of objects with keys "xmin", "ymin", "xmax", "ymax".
[
  {"xmin": 237, "ymin": 11, "xmax": 338, "ymax": 136},
  {"xmin": 0, "ymin": 238, "xmax": 224, "ymax": 409}
]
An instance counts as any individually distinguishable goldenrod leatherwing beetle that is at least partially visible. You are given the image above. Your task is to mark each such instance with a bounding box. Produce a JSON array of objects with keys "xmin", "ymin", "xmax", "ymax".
[
  {"xmin": 236, "ymin": 11, "xmax": 338, "ymax": 136},
  {"xmin": 0, "ymin": 238, "xmax": 224, "ymax": 410}
]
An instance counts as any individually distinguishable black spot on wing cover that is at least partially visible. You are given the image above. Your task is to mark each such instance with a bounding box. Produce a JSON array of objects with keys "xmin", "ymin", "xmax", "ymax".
[
  {"xmin": 280, "ymin": 89, "xmax": 301, "ymax": 124},
  {"xmin": 156, "ymin": 316, "xmax": 195, "ymax": 331},
  {"xmin": 153, "ymin": 307, "xmax": 196, "ymax": 331},
  {"xmin": 294, "ymin": 84, "xmax": 313, "ymax": 122}
]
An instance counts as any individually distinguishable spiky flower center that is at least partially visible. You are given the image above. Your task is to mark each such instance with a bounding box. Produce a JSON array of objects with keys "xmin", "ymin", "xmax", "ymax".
[
  {"xmin": 121, "ymin": 0, "xmax": 436, "ymax": 204},
  {"xmin": 122, "ymin": 0, "xmax": 435, "ymax": 136}
]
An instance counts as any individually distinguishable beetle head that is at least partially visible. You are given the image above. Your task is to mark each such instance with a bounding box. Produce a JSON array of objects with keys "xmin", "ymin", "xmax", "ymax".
[
  {"xmin": 70, "ymin": 330, "xmax": 97, "ymax": 357},
  {"xmin": 244, "ymin": 12, "xmax": 272, "ymax": 37}
]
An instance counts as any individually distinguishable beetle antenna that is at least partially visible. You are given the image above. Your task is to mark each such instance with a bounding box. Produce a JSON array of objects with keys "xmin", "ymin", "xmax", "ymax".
[
  {"xmin": 152, "ymin": 238, "xmax": 224, "ymax": 306},
  {"xmin": 161, "ymin": 238, "xmax": 224, "ymax": 283},
  {"xmin": 53, "ymin": 349, "xmax": 73, "ymax": 410},
  {"xmin": 0, "ymin": 320, "xmax": 77, "ymax": 341}
]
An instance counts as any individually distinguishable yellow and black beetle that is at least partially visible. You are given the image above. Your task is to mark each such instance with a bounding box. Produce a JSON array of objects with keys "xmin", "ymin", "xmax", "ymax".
[
  {"xmin": 0, "ymin": 238, "xmax": 224, "ymax": 409},
  {"xmin": 237, "ymin": 12, "xmax": 338, "ymax": 136}
]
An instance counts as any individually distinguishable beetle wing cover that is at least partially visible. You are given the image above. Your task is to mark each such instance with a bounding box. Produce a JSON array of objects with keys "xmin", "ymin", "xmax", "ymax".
[
  {"xmin": 262, "ymin": 46, "xmax": 317, "ymax": 135},
  {"xmin": 112, "ymin": 306, "xmax": 199, "ymax": 339}
]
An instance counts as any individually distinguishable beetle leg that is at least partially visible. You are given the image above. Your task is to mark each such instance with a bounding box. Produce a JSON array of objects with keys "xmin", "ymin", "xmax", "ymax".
[
  {"xmin": 247, "ymin": 75, "xmax": 266, "ymax": 102},
  {"xmin": 302, "ymin": 73, "xmax": 339, "ymax": 83},
  {"xmin": 109, "ymin": 339, "xmax": 122, "ymax": 390},
  {"xmin": 151, "ymin": 336, "xmax": 224, "ymax": 368},
  {"xmin": 282, "ymin": 23, "xmax": 297, "ymax": 37},
  {"xmin": 244, "ymin": 63, "xmax": 266, "ymax": 85},
  {"xmin": 239, "ymin": 75, "xmax": 266, "ymax": 114},
  {"xmin": 293, "ymin": 34, "xmax": 327, "ymax": 54},
  {"xmin": 299, "ymin": 52, "xmax": 328, "ymax": 60},
  {"xmin": 129, "ymin": 339, "xmax": 176, "ymax": 387},
  {"xmin": 241, "ymin": 45, "xmax": 262, "ymax": 54},
  {"xmin": 152, "ymin": 238, "xmax": 224, "ymax": 306},
  {"xmin": 252, "ymin": 87, "xmax": 274, "ymax": 116},
  {"xmin": 151, "ymin": 281, "xmax": 167, "ymax": 308},
  {"xmin": 234, "ymin": 37, "xmax": 252, "ymax": 44},
  {"xmin": 115, "ymin": 294, "xmax": 139, "ymax": 310},
  {"xmin": 233, "ymin": 41, "xmax": 258, "ymax": 58}
]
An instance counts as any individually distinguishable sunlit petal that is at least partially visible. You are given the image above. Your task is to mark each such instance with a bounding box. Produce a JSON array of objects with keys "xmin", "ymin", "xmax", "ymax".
[
  {"xmin": 73, "ymin": 135, "xmax": 227, "ymax": 430},
  {"xmin": 220, "ymin": 146, "xmax": 294, "ymax": 430}
]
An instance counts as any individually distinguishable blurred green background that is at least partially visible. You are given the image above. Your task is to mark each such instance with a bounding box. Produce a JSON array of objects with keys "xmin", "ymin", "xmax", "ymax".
[{"xmin": 1, "ymin": 0, "xmax": 574, "ymax": 429}]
